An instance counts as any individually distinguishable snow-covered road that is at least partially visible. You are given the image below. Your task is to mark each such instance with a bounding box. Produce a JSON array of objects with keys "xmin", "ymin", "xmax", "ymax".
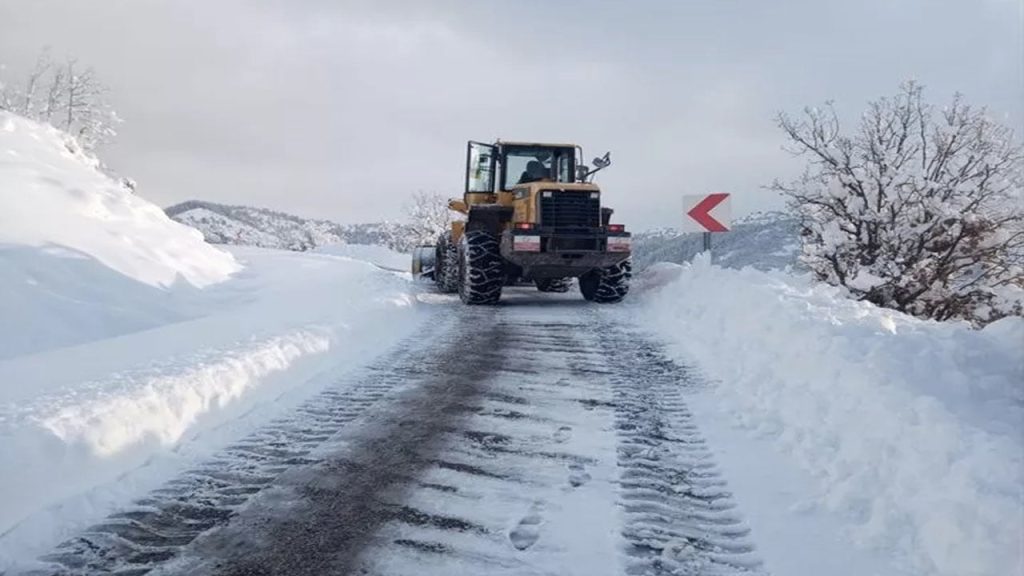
[
  {"xmin": 5, "ymin": 275, "xmax": 1020, "ymax": 576},
  {"xmin": 21, "ymin": 290, "xmax": 762, "ymax": 576},
  {"xmin": 4, "ymin": 108, "xmax": 1018, "ymax": 576}
]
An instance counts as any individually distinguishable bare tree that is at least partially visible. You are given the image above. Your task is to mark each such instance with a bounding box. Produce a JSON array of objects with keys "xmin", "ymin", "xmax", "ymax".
[
  {"xmin": 405, "ymin": 191, "xmax": 457, "ymax": 244},
  {"xmin": 21, "ymin": 49, "xmax": 53, "ymax": 117},
  {"xmin": 42, "ymin": 63, "xmax": 66, "ymax": 122},
  {"xmin": 772, "ymin": 82, "xmax": 1024, "ymax": 325},
  {"xmin": 0, "ymin": 80, "xmax": 11, "ymax": 112},
  {"xmin": 60, "ymin": 59, "xmax": 118, "ymax": 148},
  {"xmin": 0, "ymin": 50, "xmax": 120, "ymax": 150}
]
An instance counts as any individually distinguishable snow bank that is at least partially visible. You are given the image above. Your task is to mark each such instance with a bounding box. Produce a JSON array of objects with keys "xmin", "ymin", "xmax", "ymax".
[
  {"xmin": 0, "ymin": 246, "xmax": 429, "ymax": 568},
  {"xmin": 0, "ymin": 111, "xmax": 238, "ymax": 288},
  {"xmin": 316, "ymin": 242, "xmax": 409, "ymax": 271},
  {"xmin": 0, "ymin": 112, "xmax": 430, "ymax": 566},
  {"xmin": 0, "ymin": 329, "xmax": 327, "ymax": 544},
  {"xmin": 632, "ymin": 255, "xmax": 1023, "ymax": 576},
  {"xmin": 0, "ymin": 111, "xmax": 240, "ymax": 358}
]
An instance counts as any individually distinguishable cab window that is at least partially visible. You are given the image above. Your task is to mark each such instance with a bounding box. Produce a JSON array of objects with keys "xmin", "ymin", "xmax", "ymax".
[{"xmin": 502, "ymin": 147, "xmax": 574, "ymax": 189}]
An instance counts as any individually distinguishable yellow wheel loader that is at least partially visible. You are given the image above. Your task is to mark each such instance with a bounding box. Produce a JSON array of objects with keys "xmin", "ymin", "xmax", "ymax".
[{"xmin": 413, "ymin": 140, "xmax": 631, "ymax": 304}]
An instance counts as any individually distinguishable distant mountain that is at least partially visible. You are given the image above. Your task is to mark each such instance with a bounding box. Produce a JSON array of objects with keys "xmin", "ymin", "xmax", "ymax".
[
  {"xmin": 167, "ymin": 201, "xmax": 800, "ymax": 269},
  {"xmin": 165, "ymin": 201, "xmax": 417, "ymax": 252},
  {"xmin": 632, "ymin": 211, "xmax": 802, "ymax": 271}
]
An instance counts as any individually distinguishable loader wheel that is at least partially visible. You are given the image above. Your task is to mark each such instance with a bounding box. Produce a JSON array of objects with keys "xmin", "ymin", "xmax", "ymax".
[
  {"xmin": 458, "ymin": 230, "xmax": 505, "ymax": 305},
  {"xmin": 579, "ymin": 260, "xmax": 631, "ymax": 303},
  {"xmin": 434, "ymin": 233, "xmax": 459, "ymax": 294},
  {"xmin": 535, "ymin": 278, "xmax": 571, "ymax": 293}
]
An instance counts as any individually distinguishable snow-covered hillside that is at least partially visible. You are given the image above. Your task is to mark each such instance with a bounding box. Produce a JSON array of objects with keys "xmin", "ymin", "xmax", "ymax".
[
  {"xmin": 626, "ymin": 257, "xmax": 1023, "ymax": 576},
  {"xmin": 632, "ymin": 211, "xmax": 800, "ymax": 271},
  {"xmin": 169, "ymin": 201, "xmax": 798, "ymax": 270},
  {"xmin": 0, "ymin": 111, "xmax": 240, "ymax": 358},
  {"xmin": 166, "ymin": 200, "xmax": 417, "ymax": 252}
]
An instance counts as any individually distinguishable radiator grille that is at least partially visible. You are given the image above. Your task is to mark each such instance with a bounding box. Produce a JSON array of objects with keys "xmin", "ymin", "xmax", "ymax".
[{"xmin": 540, "ymin": 191, "xmax": 600, "ymax": 229}]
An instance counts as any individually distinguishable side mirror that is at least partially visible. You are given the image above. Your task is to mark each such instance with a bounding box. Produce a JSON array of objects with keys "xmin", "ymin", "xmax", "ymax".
[
  {"xmin": 575, "ymin": 165, "xmax": 590, "ymax": 181},
  {"xmin": 592, "ymin": 152, "xmax": 611, "ymax": 169}
]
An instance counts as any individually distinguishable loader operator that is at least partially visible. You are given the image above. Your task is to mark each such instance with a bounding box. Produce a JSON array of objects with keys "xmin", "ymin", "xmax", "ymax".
[{"xmin": 518, "ymin": 160, "xmax": 551, "ymax": 184}]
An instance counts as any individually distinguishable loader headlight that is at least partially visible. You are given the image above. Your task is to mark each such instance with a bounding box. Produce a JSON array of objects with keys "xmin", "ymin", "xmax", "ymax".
[{"xmin": 589, "ymin": 192, "xmax": 599, "ymax": 199}]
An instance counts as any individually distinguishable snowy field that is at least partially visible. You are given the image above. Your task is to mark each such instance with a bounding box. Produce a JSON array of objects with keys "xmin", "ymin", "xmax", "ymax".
[{"xmin": 626, "ymin": 256, "xmax": 1024, "ymax": 576}]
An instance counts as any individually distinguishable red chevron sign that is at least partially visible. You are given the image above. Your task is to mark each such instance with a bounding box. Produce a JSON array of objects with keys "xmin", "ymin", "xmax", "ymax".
[{"xmin": 683, "ymin": 193, "xmax": 731, "ymax": 233}]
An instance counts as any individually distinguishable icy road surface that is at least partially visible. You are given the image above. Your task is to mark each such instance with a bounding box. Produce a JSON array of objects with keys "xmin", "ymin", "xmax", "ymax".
[{"xmin": 22, "ymin": 290, "xmax": 762, "ymax": 576}]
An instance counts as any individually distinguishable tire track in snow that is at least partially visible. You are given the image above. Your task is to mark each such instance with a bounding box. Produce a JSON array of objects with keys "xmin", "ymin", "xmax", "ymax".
[
  {"xmin": 19, "ymin": 295, "xmax": 765, "ymax": 576},
  {"xmin": 346, "ymin": 310, "xmax": 622, "ymax": 576},
  {"xmin": 591, "ymin": 315, "xmax": 764, "ymax": 575},
  {"xmin": 16, "ymin": 320, "xmax": 451, "ymax": 576},
  {"xmin": 158, "ymin": 308, "xmax": 505, "ymax": 576},
  {"xmin": 347, "ymin": 304, "xmax": 764, "ymax": 575}
]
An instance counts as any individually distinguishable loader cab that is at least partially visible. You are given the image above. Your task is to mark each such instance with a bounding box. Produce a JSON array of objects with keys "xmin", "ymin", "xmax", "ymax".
[
  {"xmin": 465, "ymin": 141, "xmax": 578, "ymax": 196},
  {"xmin": 501, "ymin": 145, "xmax": 577, "ymax": 189}
]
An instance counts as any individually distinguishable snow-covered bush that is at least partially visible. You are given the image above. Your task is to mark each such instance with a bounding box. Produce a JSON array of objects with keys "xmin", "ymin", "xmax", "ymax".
[
  {"xmin": 773, "ymin": 82, "xmax": 1024, "ymax": 325},
  {"xmin": 405, "ymin": 191, "xmax": 459, "ymax": 245}
]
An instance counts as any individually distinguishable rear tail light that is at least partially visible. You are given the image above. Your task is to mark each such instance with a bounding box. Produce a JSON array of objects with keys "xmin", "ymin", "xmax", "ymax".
[
  {"xmin": 514, "ymin": 222, "xmax": 536, "ymax": 231},
  {"xmin": 608, "ymin": 224, "xmax": 625, "ymax": 233}
]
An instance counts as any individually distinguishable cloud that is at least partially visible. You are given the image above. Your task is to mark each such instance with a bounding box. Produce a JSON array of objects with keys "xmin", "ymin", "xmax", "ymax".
[{"xmin": 0, "ymin": 0, "xmax": 1020, "ymax": 229}]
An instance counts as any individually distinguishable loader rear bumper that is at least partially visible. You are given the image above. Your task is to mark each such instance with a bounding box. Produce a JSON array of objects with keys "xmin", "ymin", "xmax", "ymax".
[{"xmin": 501, "ymin": 229, "xmax": 630, "ymax": 279}]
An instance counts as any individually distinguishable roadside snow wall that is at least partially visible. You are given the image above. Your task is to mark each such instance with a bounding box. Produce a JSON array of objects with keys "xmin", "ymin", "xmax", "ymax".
[
  {"xmin": 0, "ymin": 111, "xmax": 240, "ymax": 358},
  {"xmin": 635, "ymin": 256, "xmax": 1023, "ymax": 576},
  {"xmin": 0, "ymin": 248, "xmax": 427, "ymax": 569}
]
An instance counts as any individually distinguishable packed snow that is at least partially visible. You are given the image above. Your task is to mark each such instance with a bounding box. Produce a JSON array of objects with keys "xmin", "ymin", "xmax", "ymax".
[
  {"xmin": 628, "ymin": 255, "xmax": 1023, "ymax": 576},
  {"xmin": 0, "ymin": 111, "xmax": 240, "ymax": 358}
]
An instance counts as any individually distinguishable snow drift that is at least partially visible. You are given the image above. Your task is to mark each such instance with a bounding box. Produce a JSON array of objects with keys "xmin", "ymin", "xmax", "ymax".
[
  {"xmin": 0, "ymin": 111, "xmax": 239, "ymax": 358},
  {"xmin": 315, "ymin": 242, "xmax": 410, "ymax": 271},
  {"xmin": 632, "ymin": 256, "xmax": 1023, "ymax": 576},
  {"xmin": 0, "ymin": 246, "xmax": 430, "ymax": 569}
]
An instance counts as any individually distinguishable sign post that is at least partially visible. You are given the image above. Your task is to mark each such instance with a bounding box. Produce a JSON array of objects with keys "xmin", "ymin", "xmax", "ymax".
[{"xmin": 683, "ymin": 193, "xmax": 732, "ymax": 257}]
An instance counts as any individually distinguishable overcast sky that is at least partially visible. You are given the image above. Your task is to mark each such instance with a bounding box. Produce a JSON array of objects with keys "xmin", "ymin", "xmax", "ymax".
[{"xmin": 1, "ymin": 0, "xmax": 1021, "ymax": 229}]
